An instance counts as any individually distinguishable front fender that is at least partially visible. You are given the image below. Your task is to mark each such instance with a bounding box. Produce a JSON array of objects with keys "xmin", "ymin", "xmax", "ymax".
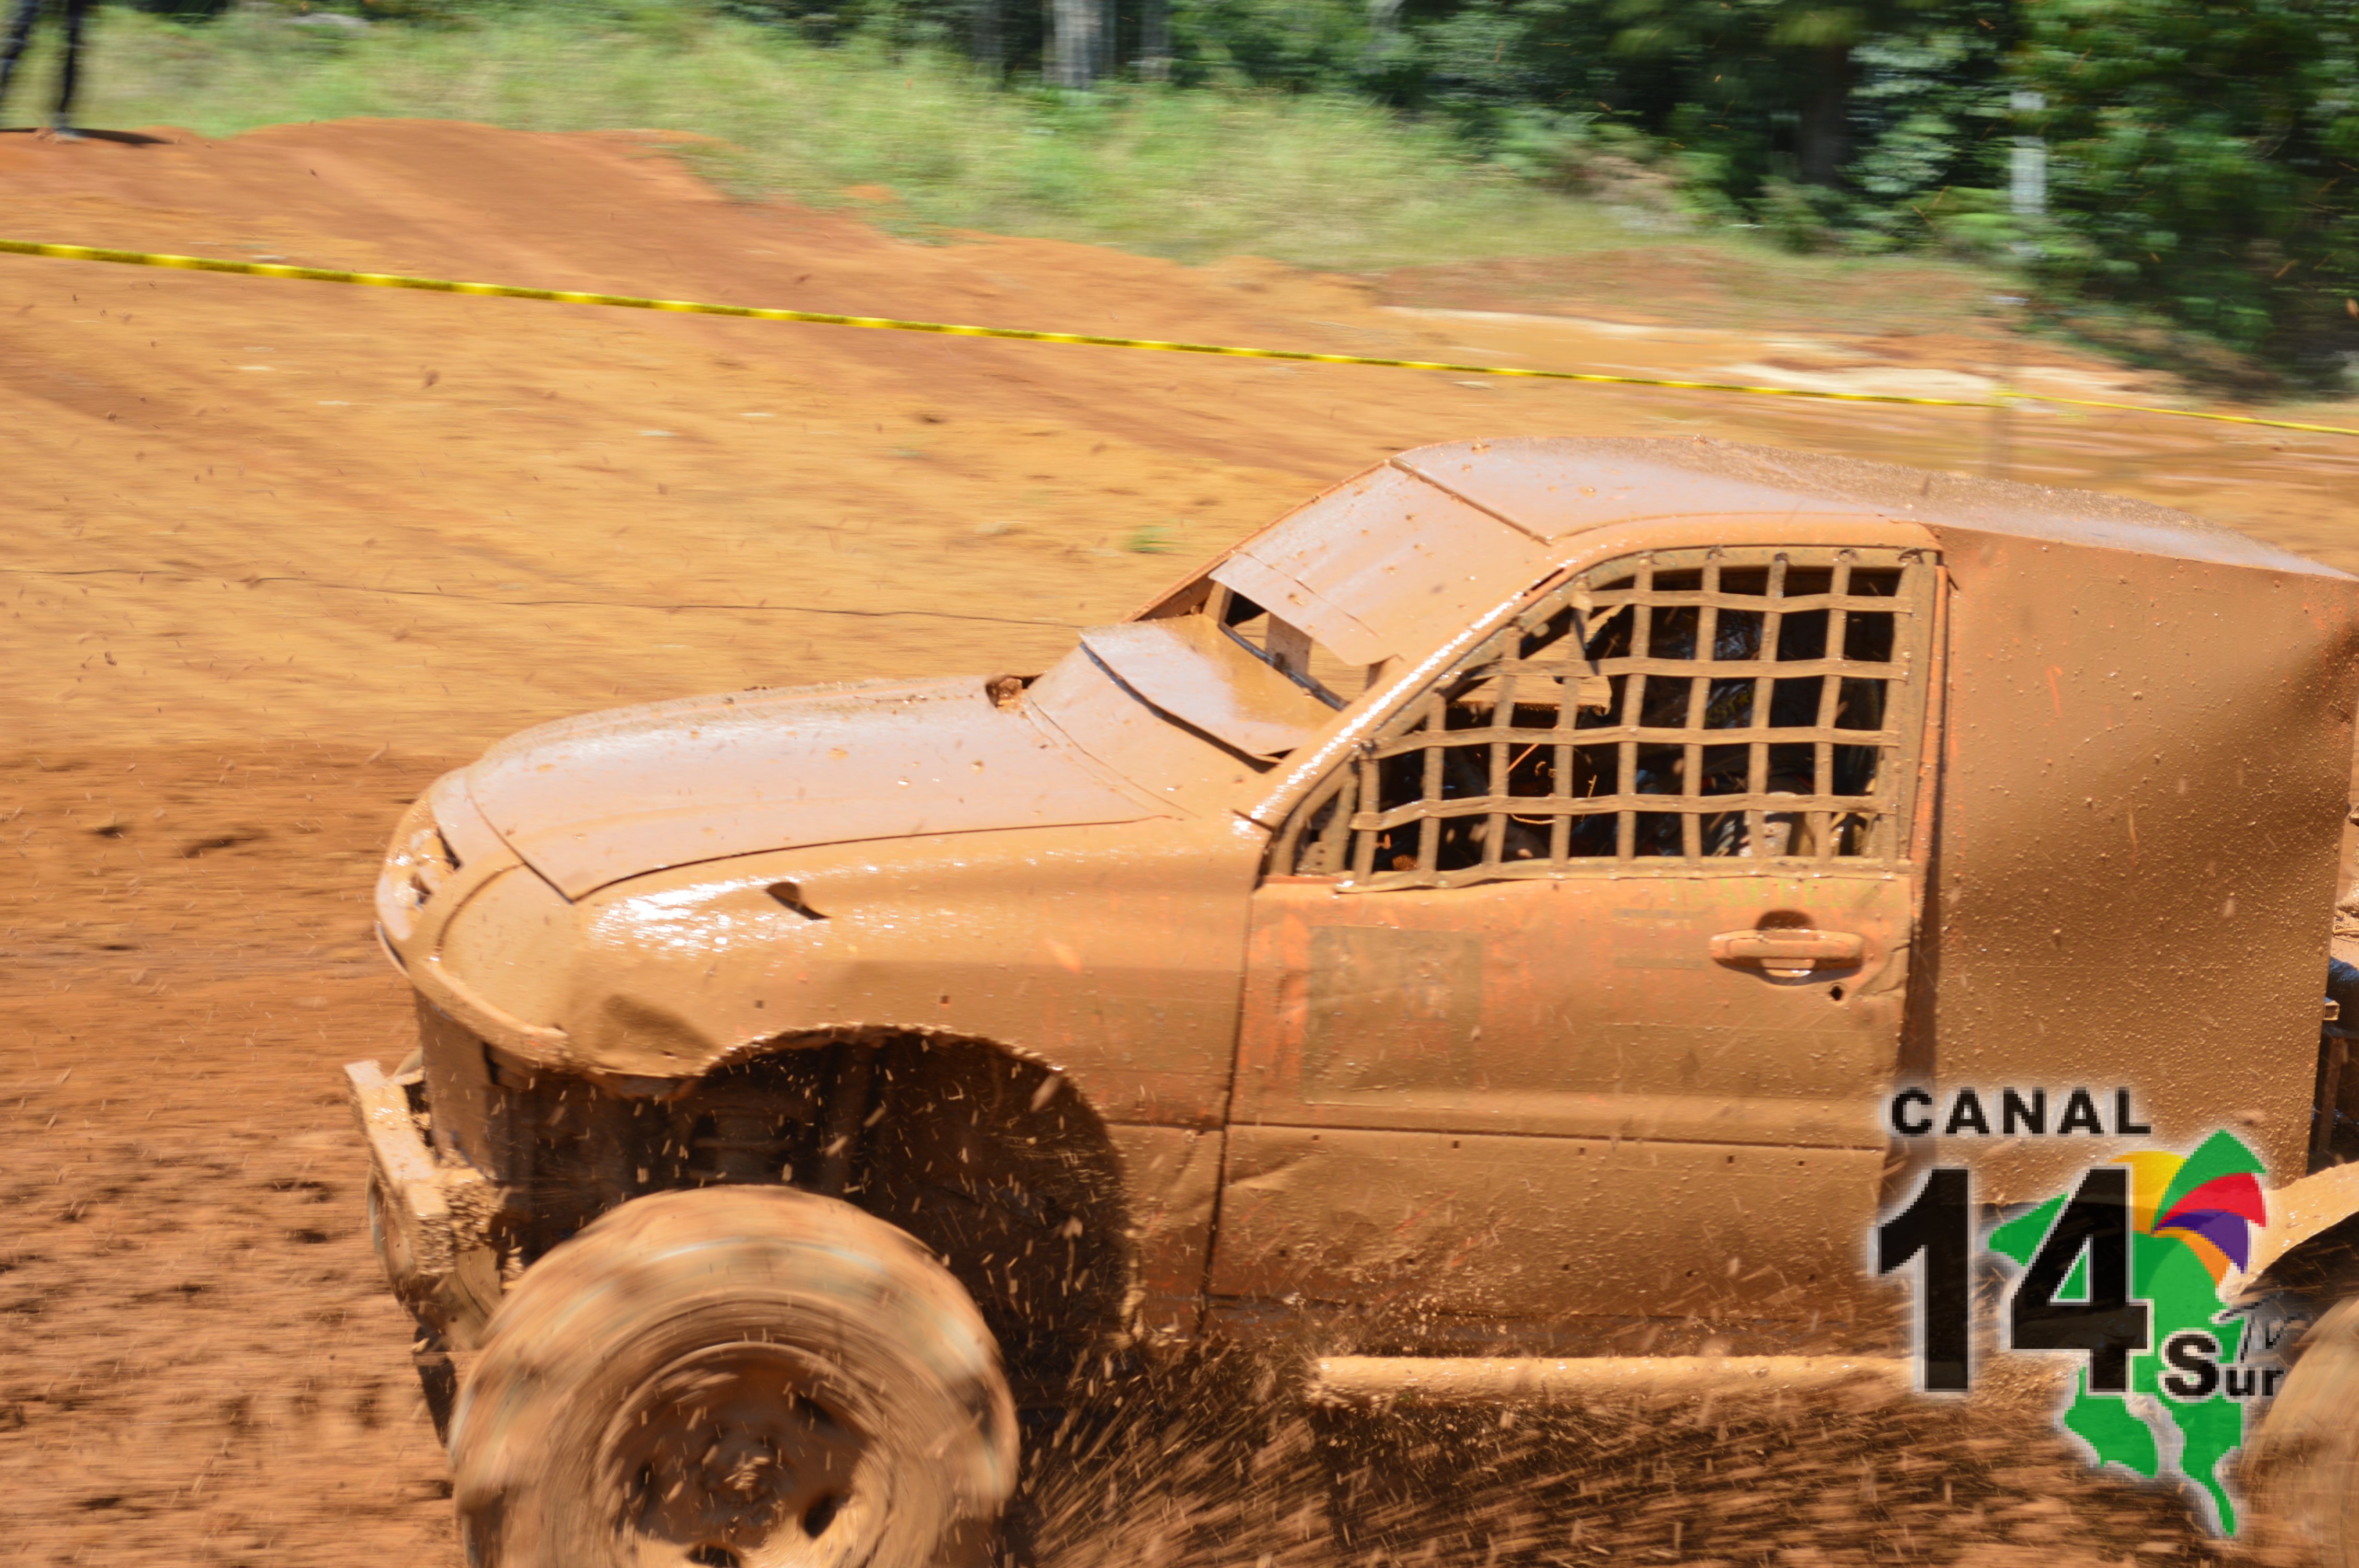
[{"xmin": 432, "ymin": 813, "xmax": 1267, "ymax": 1126}]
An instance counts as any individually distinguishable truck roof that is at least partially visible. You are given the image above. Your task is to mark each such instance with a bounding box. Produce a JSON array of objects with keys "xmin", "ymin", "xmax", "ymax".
[
  {"xmin": 1425, "ymin": 435, "xmax": 2344, "ymax": 564},
  {"xmin": 1201, "ymin": 436, "xmax": 2342, "ymax": 667}
]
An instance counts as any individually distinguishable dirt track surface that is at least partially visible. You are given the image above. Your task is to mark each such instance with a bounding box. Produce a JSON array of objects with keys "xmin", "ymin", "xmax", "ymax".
[{"xmin": 5, "ymin": 118, "xmax": 2353, "ymax": 1564}]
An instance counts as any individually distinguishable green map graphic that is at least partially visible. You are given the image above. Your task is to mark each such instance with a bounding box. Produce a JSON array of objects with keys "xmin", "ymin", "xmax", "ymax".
[{"xmin": 1987, "ymin": 1129, "xmax": 2269, "ymax": 1534}]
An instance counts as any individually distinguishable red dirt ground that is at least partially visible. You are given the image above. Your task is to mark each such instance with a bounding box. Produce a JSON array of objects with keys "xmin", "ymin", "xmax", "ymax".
[{"xmin": 5, "ymin": 118, "xmax": 2353, "ymax": 1566}]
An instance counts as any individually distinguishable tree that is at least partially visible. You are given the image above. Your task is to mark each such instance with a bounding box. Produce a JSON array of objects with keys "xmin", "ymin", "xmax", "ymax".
[
  {"xmin": 2019, "ymin": 0, "xmax": 2359, "ymax": 366},
  {"xmin": 1607, "ymin": 0, "xmax": 1940, "ymax": 188}
]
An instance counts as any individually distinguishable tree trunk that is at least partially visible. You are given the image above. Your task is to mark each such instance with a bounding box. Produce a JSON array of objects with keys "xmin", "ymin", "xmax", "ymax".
[
  {"xmin": 1046, "ymin": 0, "xmax": 1106, "ymax": 88},
  {"xmin": 1794, "ymin": 44, "xmax": 1854, "ymax": 187},
  {"xmin": 1138, "ymin": 0, "xmax": 1170, "ymax": 81},
  {"xmin": 972, "ymin": 0, "xmax": 1004, "ymax": 78}
]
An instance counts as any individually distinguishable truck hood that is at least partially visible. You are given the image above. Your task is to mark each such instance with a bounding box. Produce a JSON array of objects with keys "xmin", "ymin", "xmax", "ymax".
[{"xmin": 464, "ymin": 676, "xmax": 1167, "ymax": 899}]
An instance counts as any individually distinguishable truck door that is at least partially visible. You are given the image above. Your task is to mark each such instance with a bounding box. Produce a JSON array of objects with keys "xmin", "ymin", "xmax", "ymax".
[{"xmin": 1209, "ymin": 544, "xmax": 1940, "ymax": 1344}]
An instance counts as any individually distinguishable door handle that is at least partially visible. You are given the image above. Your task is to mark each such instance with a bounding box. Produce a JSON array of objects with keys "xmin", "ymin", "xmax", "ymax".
[{"xmin": 1709, "ymin": 928, "xmax": 1866, "ymax": 979}]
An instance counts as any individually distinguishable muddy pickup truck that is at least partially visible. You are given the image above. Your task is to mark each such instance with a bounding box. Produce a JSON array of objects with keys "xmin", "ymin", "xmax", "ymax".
[{"xmin": 351, "ymin": 436, "xmax": 2359, "ymax": 1568}]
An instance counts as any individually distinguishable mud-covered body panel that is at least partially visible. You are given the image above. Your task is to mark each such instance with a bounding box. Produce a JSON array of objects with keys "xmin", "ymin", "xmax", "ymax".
[
  {"xmin": 1921, "ymin": 526, "xmax": 2358, "ymax": 1197},
  {"xmin": 464, "ymin": 675, "xmax": 1168, "ymax": 900},
  {"xmin": 1211, "ymin": 1126, "xmax": 1884, "ymax": 1329},
  {"xmin": 469, "ymin": 817, "xmax": 1261, "ymax": 1101},
  {"xmin": 1233, "ymin": 871, "xmax": 1912, "ymax": 1147}
]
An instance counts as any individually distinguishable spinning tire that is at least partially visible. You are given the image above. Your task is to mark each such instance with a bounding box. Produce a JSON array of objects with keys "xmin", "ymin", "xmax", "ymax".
[{"xmin": 448, "ymin": 1186, "xmax": 1017, "ymax": 1568}]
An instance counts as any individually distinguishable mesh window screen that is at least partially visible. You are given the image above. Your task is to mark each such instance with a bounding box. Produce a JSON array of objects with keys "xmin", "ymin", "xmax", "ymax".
[{"xmin": 1271, "ymin": 547, "xmax": 1936, "ymax": 889}]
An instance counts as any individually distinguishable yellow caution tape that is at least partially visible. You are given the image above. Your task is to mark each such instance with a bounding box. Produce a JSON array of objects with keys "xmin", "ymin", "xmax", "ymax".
[
  {"xmin": 2012, "ymin": 392, "xmax": 2359, "ymax": 439},
  {"xmin": 8, "ymin": 237, "xmax": 2358, "ymax": 440}
]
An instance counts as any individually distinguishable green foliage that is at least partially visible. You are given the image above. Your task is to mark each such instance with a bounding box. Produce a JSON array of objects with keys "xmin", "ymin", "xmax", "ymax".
[
  {"xmin": 1166, "ymin": 0, "xmax": 1375, "ymax": 88},
  {"xmin": 1120, "ymin": 522, "xmax": 1181, "ymax": 552},
  {"xmin": 712, "ymin": 0, "xmax": 1003, "ymax": 52},
  {"xmin": 1754, "ymin": 177, "xmax": 1841, "ymax": 251},
  {"xmin": 2019, "ymin": 0, "xmax": 2359, "ymax": 368},
  {"xmin": 1842, "ymin": 19, "xmax": 2012, "ymax": 244},
  {"xmin": 119, "ymin": 0, "xmax": 237, "ymax": 17}
]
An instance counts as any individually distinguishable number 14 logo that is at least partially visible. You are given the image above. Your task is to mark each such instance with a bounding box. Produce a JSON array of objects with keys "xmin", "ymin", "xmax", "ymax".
[
  {"xmin": 1877, "ymin": 1166, "xmax": 2149, "ymax": 1392},
  {"xmin": 1874, "ymin": 1134, "xmax": 2274, "ymax": 1535}
]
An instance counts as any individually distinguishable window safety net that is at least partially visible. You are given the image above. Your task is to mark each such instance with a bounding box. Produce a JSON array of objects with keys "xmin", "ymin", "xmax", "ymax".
[{"xmin": 1271, "ymin": 547, "xmax": 1935, "ymax": 889}]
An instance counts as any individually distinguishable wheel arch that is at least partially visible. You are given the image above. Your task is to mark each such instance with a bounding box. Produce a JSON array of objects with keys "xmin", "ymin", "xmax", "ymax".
[{"xmin": 624, "ymin": 1024, "xmax": 1146, "ymax": 1389}]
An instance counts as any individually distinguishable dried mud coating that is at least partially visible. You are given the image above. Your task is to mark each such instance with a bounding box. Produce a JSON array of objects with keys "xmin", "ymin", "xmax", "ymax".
[
  {"xmin": 446, "ymin": 1185, "xmax": 1015, "ymax": 1568},
  {"xmin": 2, "ymin": 120, "xmax": 2348, "ymax": 1565}
]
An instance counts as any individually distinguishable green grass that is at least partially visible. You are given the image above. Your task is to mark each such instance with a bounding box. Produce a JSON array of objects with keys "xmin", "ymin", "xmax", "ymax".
[{"xmin": 35, "ymin": 4, "xmax": 1641, "ymax": 271}]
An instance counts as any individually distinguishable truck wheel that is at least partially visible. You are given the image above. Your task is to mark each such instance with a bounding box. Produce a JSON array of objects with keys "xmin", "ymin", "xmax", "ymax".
[
  {"xmin": 447, "ymin": 1186, "xmax": 1018, "ymax": 1568},
  {"xmin": 2249, "ymin": 1295, "xmax": 2359, "ymax": 1561}
]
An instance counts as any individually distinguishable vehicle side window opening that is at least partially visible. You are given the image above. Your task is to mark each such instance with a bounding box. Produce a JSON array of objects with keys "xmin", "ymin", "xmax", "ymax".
[
  {"xmin": 1269, "ymin": 548, "xmax": 1931, "ymax": 890},
  {"xmin": 1198, "ymin": 585, "xmax": 1375, "ymax": 709}
]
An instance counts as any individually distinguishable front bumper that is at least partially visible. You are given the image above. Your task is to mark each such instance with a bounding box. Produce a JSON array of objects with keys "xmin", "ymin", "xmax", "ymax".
[{"xmin": 345, "ymin": 1057, "xmax": 504, "ymax": 1348}]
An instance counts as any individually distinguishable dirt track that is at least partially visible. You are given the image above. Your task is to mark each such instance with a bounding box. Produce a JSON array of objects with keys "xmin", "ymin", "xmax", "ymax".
[{"xmin": 6, "ymin": 118, "xmax": 2355, "ymax": 1565}]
